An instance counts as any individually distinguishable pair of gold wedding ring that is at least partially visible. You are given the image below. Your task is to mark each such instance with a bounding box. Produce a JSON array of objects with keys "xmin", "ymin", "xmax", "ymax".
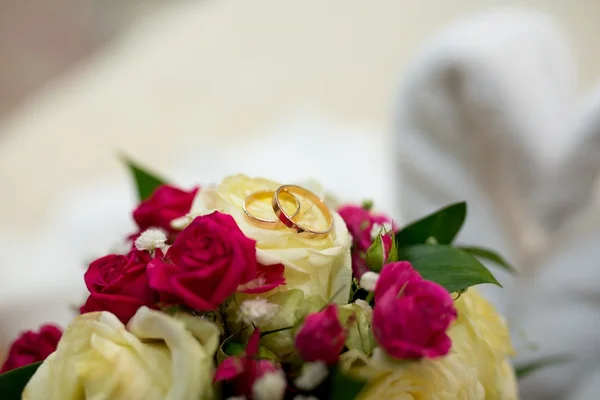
[{"xmin": 242, "ymin": 185, "xmax": 334, "ymax": 238}]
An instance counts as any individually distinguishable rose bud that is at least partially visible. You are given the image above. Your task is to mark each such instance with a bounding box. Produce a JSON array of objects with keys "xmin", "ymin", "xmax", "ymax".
[
  {"xmin": 80, "ymin": 249, "xmax": 157, "ymax": 324},
  {"xmin": 294, "ymin": 304, "xmax": 346, "ymax": 365},
  {"xmin": 147, "ymin": 212, "xmax": 257, "ymax": 310},
  {"xmin": 1, "ymin": 324, "xmax": 62, "ymax": 373},
  {"xmin": 214, "ymin": 330, "xmax": 287, "ymax": 400},
  {"xmin": 373, "ymin": 279, "xmax": 457, "ymax": 359},
  {"xmin": 133, "ymin": 184, "xmax": 198, "ymax": 236}
]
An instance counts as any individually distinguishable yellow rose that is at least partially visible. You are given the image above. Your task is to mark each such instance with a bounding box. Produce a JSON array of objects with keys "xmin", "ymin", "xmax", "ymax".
[
  {"xmin": 23, "ymin": 307, "xmax": 220, "ymax": 400},
  {"xmin": 340, "ymin": 289, "xmax": 518, "ymax": 400},
  {"xmin": 177, "ymin": 174, "xmax": 352, "ymax": 305},
  {"xmin": 341, "ymin": 349, "xmax": 485, "ymax": 400},
  {"xmin": 449, "ymin": 289, "xmax": 518, "ymax": 399}
]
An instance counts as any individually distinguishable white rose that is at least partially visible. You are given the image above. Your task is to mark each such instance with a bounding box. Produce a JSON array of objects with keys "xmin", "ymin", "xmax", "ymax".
[
  {"xmin": 176, "ymin": 174, "xmax": 352, "ymax": 305},
  {"xmin": 23, "ymin": 307, "xmax": 220, "ymax": 400}
]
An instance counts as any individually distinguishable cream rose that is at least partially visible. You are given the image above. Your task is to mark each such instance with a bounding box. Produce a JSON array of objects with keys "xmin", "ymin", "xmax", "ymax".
[
  {"xmin": 175, "ymin": 174, "xmax": 352, "ymax": 305},
  {"xmin": 340, "ymin": 348, "xmax": 485, "ymax": 400},
  {"xmin": 339, "ymin": 288, "xmax": 518, "ymax": 400},
  {"xmin": 23, "ymin": 307, "xmax": 220, "ymax": 400},
  {"xmin": 449, "ymin": 288, "xmax": 518, "ymax": 399}
]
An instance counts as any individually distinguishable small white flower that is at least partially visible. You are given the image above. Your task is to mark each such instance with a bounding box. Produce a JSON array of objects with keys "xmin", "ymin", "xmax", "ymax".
[
  {"xmin": 252, "ymin": 369, "xmax": 287, "ymax": 400},
  {"xmin": 238, "ymin": 298, "xmax": 279, "ymax": 326},
  {"xmin": 134, "ymin": 228, "xmax": 167, "ymax": 251},
  {"xmin": 354, "ymin": 299, "xmax": 373, "ymax": 323},
  {"xmin": 294, "ymin": 361, "xmax": 329, "ymax": 391},
  {"xmin": 359, "ymin": 271, "xmax": 380, "ymax": 292},
  {"xmin": 370, "ymin": 222, "xmax": 393, "ymax": 240}
]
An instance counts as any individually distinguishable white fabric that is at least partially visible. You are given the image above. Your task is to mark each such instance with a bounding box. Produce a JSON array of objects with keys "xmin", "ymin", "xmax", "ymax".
[{"xmin": 396, "ymin": 9, "xmax": 600, "ymax": 399}]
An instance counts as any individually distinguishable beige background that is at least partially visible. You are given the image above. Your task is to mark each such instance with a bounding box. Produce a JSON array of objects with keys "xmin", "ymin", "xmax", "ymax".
[{"xmin": 1, "ymin": 0, "xmax": 600, "ymax": 233}]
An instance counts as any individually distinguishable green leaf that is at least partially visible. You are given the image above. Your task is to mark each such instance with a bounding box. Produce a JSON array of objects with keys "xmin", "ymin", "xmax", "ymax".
[
  {"xmin": 0, "ymin": 361, "xmax": 42, "ymax": 399},
  {"xmin": 458, "ymin": 246, "xmax": 517, "ymax": 274},
  {"xmin": 329, "ymin": 366, "xmax": 367, "ymax": 400},
  {"xmin": 395, "ymin": 202, "xmax": 467, "ymax": 246},
  {"xmin": 515, "ymin": 356, "xmax": 571, "ymax": 380},
  {"xmin": 121, "ymin": 155, "xmax": 168, "ymax": 201},
  {"xmin": 397, "ymin": 245, "xmax": 501, "ymax": 293}
]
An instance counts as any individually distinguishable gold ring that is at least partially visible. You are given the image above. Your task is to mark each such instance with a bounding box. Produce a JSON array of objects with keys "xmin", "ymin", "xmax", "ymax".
[
  {"xmin": 272, "ymin": 185, "xmax": 334, "ymax": 238},
  {"xmin": 243, "ymin": 190, "xmax": 300, "ymax": 229}
]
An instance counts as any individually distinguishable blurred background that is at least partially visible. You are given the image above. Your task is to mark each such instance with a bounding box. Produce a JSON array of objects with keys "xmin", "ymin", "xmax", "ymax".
[{"xmin": 2, "ymin": 1, "xmax": 600, "ymax": 399}]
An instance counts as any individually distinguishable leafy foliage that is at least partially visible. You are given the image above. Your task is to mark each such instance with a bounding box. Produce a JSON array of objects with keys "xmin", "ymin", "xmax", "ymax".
[
  {"xmin": 121, "ymin": 155, "xmax": 167, "ymax": 201},
  {"xmin": 395, "ymin": 202, "xmax": 466, "ymax": 246},
  {"xmin": 0, "ymin": 362, "xmax": 42, "ymax": 399},
  {"xmin": 397, "ymin": 245, "xmax": 501, "ymax": 293},
  {"xmin": 459, "ymin": 246, "xmax": 517, "ymax": 274}
]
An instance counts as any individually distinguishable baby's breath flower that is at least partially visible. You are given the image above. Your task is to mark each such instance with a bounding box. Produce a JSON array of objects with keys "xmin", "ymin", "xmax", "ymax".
[
  {"xmin": 134, "ymin": 228, "xmax": 167, "ymax": 251},
  {"xmin": 359, "ymin": 271, "xmax": 380, "ymax": 292},
  {"xmin": 294, "ymin": 361, "xmax": 329, "ymax": 391},
  {"xmin": 252, "ymin": 370, "xmax": 286, "ymax": 400},
  {"xmin": 238, "ymin": 298, "xmax": 279, "ymax": 326}
]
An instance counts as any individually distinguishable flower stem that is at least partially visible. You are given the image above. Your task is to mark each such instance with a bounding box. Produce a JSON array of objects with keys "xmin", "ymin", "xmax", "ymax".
[{"xmin": 260, "ymin": 326, "xmax": 294, "ymax": 338}]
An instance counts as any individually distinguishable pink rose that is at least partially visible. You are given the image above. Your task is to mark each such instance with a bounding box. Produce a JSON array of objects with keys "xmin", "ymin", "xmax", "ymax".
[
  {"xmin": 80, "ymin": 249, "xmax": 157, "ymax": 324},
  {"xmin": 237, "ymin": 263, "xmax": 286, "ymax": 294},
  {"xmin": 338, "ymin": 205, "xmax": 392, "ymax": 251},
  {"xmin": 1, "ymin": 324, "xmax": 62, "ymax": 373},
  {"xmin": 214, "ymin": 330, "xmax": 285, "ymax": 398},
  {"xmin": 147, "ymin": 212, "xmax": 257, "ymax": 310},
  {"xmin": 374, "ymin": 261, "xmax": 423, "ymax": 303},
  {"xmin": 373, "ymin": 271, "xmax": 457, "ymax": 359},
  {"xmin": 294, "ymin": 304, "xmax": 346, "ymax": 365},
  {"xmin": 337, "ymin": 204, "xmax": 394, "ymax": 277},
  {"xmin": 133, "ymin": 184, "xmax": 198, "ymax": 235}
]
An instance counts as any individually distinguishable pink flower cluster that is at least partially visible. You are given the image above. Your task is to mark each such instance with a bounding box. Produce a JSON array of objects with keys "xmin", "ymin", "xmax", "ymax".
[
  {"xmin": 80, "ymin": 185, "xmax": 286, "ymax": 324},
  {"xmin": 338, "ymin": 204, "xmax": 395, "ymax": 277}
]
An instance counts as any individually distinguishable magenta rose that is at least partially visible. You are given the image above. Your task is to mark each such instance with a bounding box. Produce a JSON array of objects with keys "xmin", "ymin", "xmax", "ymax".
[
  {"xmin": 294, "ymin": 304, "xmax": 346, "ymax": 365},
  {"xmin": 133, "ymin": 184, "xmax": 199, "ymax": 235},
  {"xmin": 237, "ymin": 262, "xmax": 286, "ymax": 294},
  {"xmin": 338, "ymin": 204, "xmax": 394, "ymax": 277},
  {"xmin": 80, "ymin": 249, "xmax": 157, "ymax": 324},
  {"xmin": 147, "ymin": 212, "xmax": 257, "ymax": 310},
  {"xmin": 338, "ymin": 205, "xmax": 392, "ymax": 251},
  {"xmin": 1, "ymin": 324, "xmax": 62, "ymax": 373},
  {"xmin": 214, "ymin": 330, "xmax": 284, "ymax": 399},
  {"xmin": 375, "ymin": 261, "xmax": 423, "ymax": 303},
  {"xmin": 373, "ymin": 277, "xmax": 457, "ymax": 359}
]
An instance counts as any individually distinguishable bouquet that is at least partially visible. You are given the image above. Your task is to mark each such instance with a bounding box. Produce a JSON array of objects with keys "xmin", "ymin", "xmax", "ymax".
[{"xmin": 0, "ymin": 160, "xmax": 519, "ymax": 399}]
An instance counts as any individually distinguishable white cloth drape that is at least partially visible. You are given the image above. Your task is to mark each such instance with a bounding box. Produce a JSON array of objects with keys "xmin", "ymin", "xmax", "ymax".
[{"xmin": 395, "ymin": 9, "xmax": 600, "ymax": 400}]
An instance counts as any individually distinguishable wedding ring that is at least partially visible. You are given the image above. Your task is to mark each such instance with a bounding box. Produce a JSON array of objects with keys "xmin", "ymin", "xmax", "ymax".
[
  {"xmin": 272, "ymin": 185, "xmax": 334, "ymax": 238},
  {"xmin": 243, "ymin": 190, "xmax": 301, "ymax": 229}
]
